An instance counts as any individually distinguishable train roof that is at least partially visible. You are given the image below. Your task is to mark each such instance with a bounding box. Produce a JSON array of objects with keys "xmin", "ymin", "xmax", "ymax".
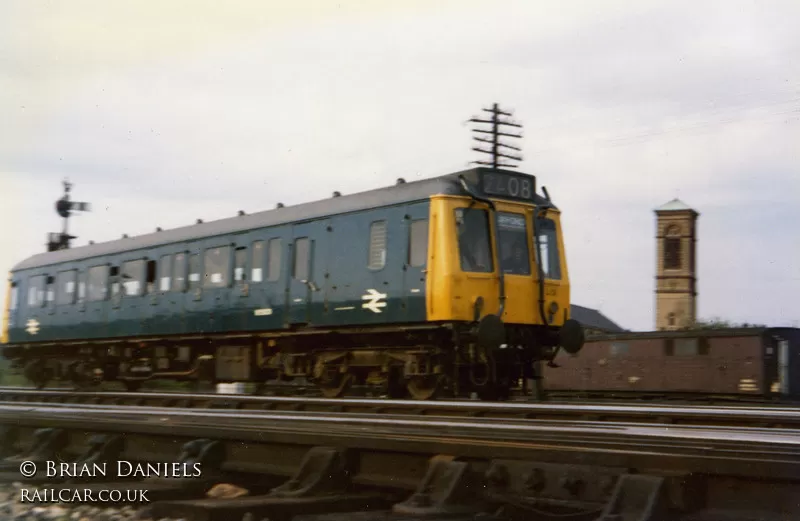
[{"xmin": 13, "ymin": 167, "xmax": 553, "ymax": 272}]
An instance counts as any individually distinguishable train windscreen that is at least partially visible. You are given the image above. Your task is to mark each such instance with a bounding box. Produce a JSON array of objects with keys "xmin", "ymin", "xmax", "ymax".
[{"xmin": 497, "ymin": 212, "xmax": 531, "ymax": 275}]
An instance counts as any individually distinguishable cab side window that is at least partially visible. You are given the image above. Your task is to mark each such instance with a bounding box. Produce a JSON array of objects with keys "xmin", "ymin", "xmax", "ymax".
[{"xmin": 409, "ymin": 219, "xmax": 428, "ymax": 267}]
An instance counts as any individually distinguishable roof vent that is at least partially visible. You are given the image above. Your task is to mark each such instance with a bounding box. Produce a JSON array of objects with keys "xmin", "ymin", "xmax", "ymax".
[
  {"xmin": 196, "ymin": 219, "xmax": 203, "ymax": 224},
  {"xmin": 156, "ymin": 227, "xmax": 162, "ymax": 232},
  {"xmin": 276, "ymin": 202, "xmax": 284, "ymax": 208},
  {"xmin": 332, "ymin": 191, "xmax": 341, "ymax": 197},
  {"xmin": 122, "ymin": 234, "xmax": 128, "ymax": 238},
  {"xmin": 396, "ymin": 178, "xmax": 406, "ymax": 184},
  {"xmin": 89, "ymin": 240, "xmax": 94, "ymax": 245},
  {"xmin": 238, "ymin": 210, "xmax": 245, "ymax": 216}
]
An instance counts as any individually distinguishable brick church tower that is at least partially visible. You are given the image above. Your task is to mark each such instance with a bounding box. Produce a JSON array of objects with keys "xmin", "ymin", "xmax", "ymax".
[{"xmin": 655, "ymin": 199, "xmax": 699, "ymax": 330}]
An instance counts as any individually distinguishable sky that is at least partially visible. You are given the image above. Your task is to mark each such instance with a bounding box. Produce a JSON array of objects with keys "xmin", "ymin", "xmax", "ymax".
[{"xmin": 1, "ymin": 0, "xmax": 798, "ymax": 331}]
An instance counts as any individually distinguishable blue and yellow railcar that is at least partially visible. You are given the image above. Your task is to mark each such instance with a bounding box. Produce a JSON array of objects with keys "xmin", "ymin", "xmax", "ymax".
[{"xmin": 2, "ymin": 168, "xmax": 583, "ymax": 399}]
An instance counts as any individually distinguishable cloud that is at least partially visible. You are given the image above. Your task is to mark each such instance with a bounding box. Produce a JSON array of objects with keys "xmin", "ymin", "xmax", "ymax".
[{"xmin": 1, "ymin": 0, "xmax": 798, "ymax": 331}]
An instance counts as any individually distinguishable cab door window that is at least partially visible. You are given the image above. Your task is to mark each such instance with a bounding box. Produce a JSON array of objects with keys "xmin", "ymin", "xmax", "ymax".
[
  {"xmin": 10, "ymin": 282, "xmax": 19, "ymax": 311},
  {"xmin": 536, "ymin": 217, "xmax": 562, "ymax": 280},
  {"xmin": 455, "ymin": 208, "xmax": 493, "ymax": 273}
]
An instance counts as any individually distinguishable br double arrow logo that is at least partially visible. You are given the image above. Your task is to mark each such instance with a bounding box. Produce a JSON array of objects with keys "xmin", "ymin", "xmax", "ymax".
[
  {"xmin": 25, "ymin": 319, "xmax": 40, "ymax": 335},
  {"xmin": 361, "ymin": 289, "xmax": 387, "ymax": 313}
]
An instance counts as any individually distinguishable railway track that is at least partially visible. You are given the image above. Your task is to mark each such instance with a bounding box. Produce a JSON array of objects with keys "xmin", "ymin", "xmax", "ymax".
[
  {"xmin": 1, "ymin": 387, "xmax": 800, "ymax": 429},
  {"xmin": 1, "ymin": 391, "xmax": 799, "ymax": 520}
]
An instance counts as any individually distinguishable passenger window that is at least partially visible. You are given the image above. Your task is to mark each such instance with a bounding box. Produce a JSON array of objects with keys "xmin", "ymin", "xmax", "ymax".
[
  {"xmin": 368, "ymin": 221, "xmax": 387, "ymax": 270},
  {"xmin": 145, "ymin": 260, "xmax": 157, "ymax": 294},
  {"xmin": 173, "ymin": 253, "xmax": 187, "ymax": 291},
  {"xmin": 87, "ymin": 266, "xmax": 108, "ymax": 301},
  {"xmin": 234, "ymin": 247, "xmax": 247, "ymax": 282},
  {"xmin": 45, "ymin": 276, "xmax": 55, "ymax": 304},
  {"xmin": 293, "ymin": 238, "xmax": 309, "ymax": 281},
  {"xmin": 110, "ymin": 266, "xmax": 120, "ymax": 297},
  {"xmin": 204, "ymin": 246, "xmax": 230, "ymax": 288},
  {"xmin": 122, "ymin": 260, "xmax": 145, "ymax": 296},
  {"xmin": 159, "ymin": 255, "xmax": 172, "ymax": 292},
  {"xmin": 77, "ymin": 272, "xmax": 86, "ymax": 304},
  {"xmin": 408, "ymin": 219, "xmax": 428, "ymax": 267},
  {"xmin": 27, "ymin": 275, "xmax": 45, "ymax": 307},
  {"xmin": 455, "ymin": 208, "xmax": 493, "ymax": 273},
  {"xmin": 251, "ymin": 241, "xmax": 264, "ymax": 282},
  {"xmin": 56, "ymin": 270, "xmax": 77, "ymax": 305},
  {"xmin": 188, "ymin": 254, "xmax": 201, "ymax": 290},
  {"xmin": 267, "ymin": 238, "xmax": 282, "ymax": 282}
]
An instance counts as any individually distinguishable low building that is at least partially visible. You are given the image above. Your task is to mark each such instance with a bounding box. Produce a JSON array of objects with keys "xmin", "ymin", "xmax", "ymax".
[{"xmin": 570, "ymin": 304, "xmax": 625, "ymax": 336}]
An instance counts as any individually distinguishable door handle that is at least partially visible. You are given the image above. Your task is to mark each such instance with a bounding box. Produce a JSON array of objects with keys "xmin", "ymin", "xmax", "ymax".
[{"xmin": 301, "ymin": 280, "xmax": 320, "ymax": 292}]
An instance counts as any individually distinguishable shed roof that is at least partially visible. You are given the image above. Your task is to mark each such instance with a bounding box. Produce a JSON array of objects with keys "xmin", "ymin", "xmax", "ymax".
[{"xmin": 570, "ymin": 304, "xmax": 625, "ymax": 333}]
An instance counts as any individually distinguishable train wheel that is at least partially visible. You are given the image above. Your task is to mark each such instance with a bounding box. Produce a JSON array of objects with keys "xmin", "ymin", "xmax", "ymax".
[
  {"xmin": 319, "ymin": 373, "xmax": 353, "ymax": 398},
  {"xmin": 407, "ymin": 375, "xmax": 442, "ymax": 400},
  {"xmin": 67, "ymin": 362, "xmax": 98, "ymax": 391}
]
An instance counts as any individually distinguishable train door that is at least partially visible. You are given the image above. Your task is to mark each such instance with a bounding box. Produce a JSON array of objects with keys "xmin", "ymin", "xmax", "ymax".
[
  {"xmin": 227, "ymin": 234, "xmax": 253, "ymax": 332},
  {"xmin": 83, "ymin": 265, "xmax": 108, "ymax": 339},
  {"xmin": 139, "ymin": 259, "xmax": 159, "ymax": 336},
  {"xmin": 108, "ymin": 259, "xmax": 146, "ymax": 337},
  {"xmin": 403, "ymin": 205, "xmax": 430, "ymax": 322},
  {"xmin": 43, "ymin": 274, "xmax": 56, "ymax": 340},
  {"xmin": 152, "ymin": 251, "xmax": 186, "ymax": 336},
  {"xmin": 248, "ymin": 233, "xmax": 288, "ymax": 332},
  {"xmin": 287, "ymin": 221, "xmax": 327, "ymax": 325},
  {"xmin": 184, "ymin": 249, "xmax": 205, "ymax": 333},
  {"xmin": 200, "ymin": 243, "xmax": 233, "ymax": 333}
]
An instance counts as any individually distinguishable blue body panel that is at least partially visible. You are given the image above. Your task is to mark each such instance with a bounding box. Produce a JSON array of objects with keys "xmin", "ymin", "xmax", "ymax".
[{"xmin": 7, "ymin": 201, "xmax": 431, "ymax": 343}]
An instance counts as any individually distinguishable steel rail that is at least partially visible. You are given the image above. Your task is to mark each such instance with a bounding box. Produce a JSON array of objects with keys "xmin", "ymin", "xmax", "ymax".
[{"xmin": 1, "ymin": 388, "xmax": 799, "ymax": 427}]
